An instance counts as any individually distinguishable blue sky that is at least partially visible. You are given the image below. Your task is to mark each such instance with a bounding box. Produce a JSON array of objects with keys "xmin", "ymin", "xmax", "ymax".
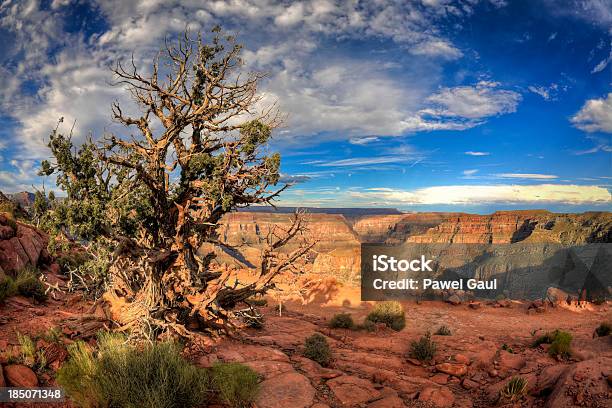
[{"xmin": 0, "ymin": 0, "xmax": 610, "ymax": 212}]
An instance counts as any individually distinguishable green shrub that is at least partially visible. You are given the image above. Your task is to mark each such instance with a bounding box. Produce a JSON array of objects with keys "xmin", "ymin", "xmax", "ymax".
[
  {"xmin": 366, "ymin": 301, "xmax": 406, "ymax": 331},
  {"xmin": 595, "ymin": 322, "xmax": 611, "ymax": 337},
  {"xmin": 409, "ymin": 332, "xmax": 437, "ymax": 362},
  {"xmin": 435, "ymin": 325, "xmax": 451, "ymax": 336},
  {"xmin": 500, "ymin": 376, "xmax": 528, "ymax": 401},
  {"xmin": 532, "ymin": 329, "xmax": 572, "ymax": 358},
  {"xmin": 548, "ymin": 331, "xmax": 572, "ymax": 358},
  {"xmin": 211, "ymin": 363, "xmax": 260, "ymax": 408},
  {"xmin": 17, "ymin": 332, "xmax": 36, "ymax": 367},
  {"xmin": 502, "ymin": 343, "xmax": 514, "ymax": 354},
  {"xmin": 57, "ymin": 333, "xmax": 210, "ymax": 408},
  {"xmin": 329, "ymin": 313, "xmax": 354, "ymax": 329},
  {"xmin": 304, "ymin": 333, "xmax": 331, "ymax": 367},
  {"xmin": 0, "ymin": 276, "xmax": 17, "ymax": 302},
  {"xmin": 15, "ymin": 267, "xmax": 47, "ymax": 302}
]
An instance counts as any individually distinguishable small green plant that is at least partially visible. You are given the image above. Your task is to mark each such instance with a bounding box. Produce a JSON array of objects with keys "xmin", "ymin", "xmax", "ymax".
[
  {"xmin": 304, "ymin": 333, "xmax": 331, "ymax": 367},
  {"xmin": 500, "ymin": 376, "xmax": 529, "ymax": 401},
  {"xmin": 532, "ymin": 329, "xmax": 572, "ymax": 358},
  {"xmin": 595, "ymin": 322, "xmax": 611, "ymax": 337},
  {"xmin": 17, "ymin": 332, "xmax": 36, "ymax": 367},
  {"xmin": 211, "ymin": 363, "xmax": 260, "ymax": 408},
  {"xmin": 366, "ymin": 301, "xmax": 406, "ymax": 331},
  {"xmin": 502, "ymin": 343, "xmax": 514, "ymax": 354},
  {"xmin": 329, "ymin": 313, "xmax": 354, "ymax": 329},
  {"xmin": 15, "ymin": 267, "xmax": 47, "ymax": 302},
  {"xmin": 409, "ymin": 332, "xmax": 437, "ymax": 362},
  {"xmin": 0, "ymin": 276, "xmax": 17, "ymax": 302},
  {"xmin": 548, "ymin": 331, "xmax": 572, "ymax": 358},
  {"xmin": 435, "ymin": 325, "xmax": 451, "ymax": 336},
  {"xmin": 41, "ymin": 327, "xmax": 63, "ymax": 344},
  {"xmin": 57, "ymin": 333, "xmax": 210, "ymax": 408}
]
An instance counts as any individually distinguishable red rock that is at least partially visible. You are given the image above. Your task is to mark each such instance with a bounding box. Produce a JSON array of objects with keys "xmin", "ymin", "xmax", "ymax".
[
  {"xmin": 436, "ymin": 363, "xmax": 467, "ymax": 377},
  {"xmin": 418, "ymin": 386, "xmax": 455, "ymax": 408},
  {"xmin": 4, "ymin": 364, "xmax": 38, "ymax": 387},
  {"xmin": 0, "ymin": 364, "xmax": 5, "ymax": 387},
  {"xmin": 244, "ymin": 360, "xmax": 295, "ymax": 380},
  {"xmin": 49, "ymin": 263, "xmax": 61, "ymax": 275},
  {"xmin": 255, "ymin": 372, "xmax": 315, "ymax": 408},
  {"xmin": 454, "ymin": 354, "xmax": 470, "ymax": 365},
  {"xmin": 468, "ymin": 302, "xmax": 481, "ymax": 309},
  {"xmin": 462, "ymin": 378, "xmax": 479, "ymax": 390},
  {"xmin": 431, "ymin": 373, "xmax": 449, "ymax": 384},
  {"xmin": 498, "ymin": 350, "xmax": 525, "ymax": 371},
  {"xmin": 327, "ymin": 375, "xmax": 381, "ymax": 406},
  {"xmin": 216, "ymin": 344, "xmax": 290, "ymax": 363},
  {"xmin": 367, "ymin": 395, "xmax": 404, "ymax": 408},
  {"xmin": 293, "ymin": 356, "xmax": 342, "ymax": 381}
]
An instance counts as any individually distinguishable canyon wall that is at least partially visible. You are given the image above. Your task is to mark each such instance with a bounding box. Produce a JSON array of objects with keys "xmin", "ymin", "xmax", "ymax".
[{"xmin": 215, "ymin": 210, "xmax": 612, "ymax": 287}]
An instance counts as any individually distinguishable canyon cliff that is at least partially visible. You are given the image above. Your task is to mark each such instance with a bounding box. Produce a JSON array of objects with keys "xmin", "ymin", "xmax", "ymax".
[{"xmin": 214, "ymin": 210, "xmax": 612, "ymax": 297}]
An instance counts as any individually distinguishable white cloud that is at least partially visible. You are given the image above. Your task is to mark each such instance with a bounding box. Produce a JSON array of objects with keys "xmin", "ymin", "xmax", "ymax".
[
  {"xmin": 495, "ymin": 173, "xmax": 558, "ymax": 180},
  {"xmin": 349, "ymin": 136, "xmax": 380, "ymax": 145},
  {"xmin": 463, "ymin": 169, "xmax": 479, "ymax": 176},
  {"xmin": 571, "ymin": 93, "xmax": 612, "ymax": 133},
  {"xmin": 410, "ymin": 39, "xmax": 463, "ymax": 60},
  {"xmin": 420, "ymin": 81, "xmax": 522, "ymax": 121},
  {"xmin": 350, "ymin": 184, "xmax": 611, "ymax": 205},
  {"xmin": 0, "ymin": 0, "xmax": 528, "ymax": 166},
  {"xmin": 465, "ymin": 151, "xmax": 490, "ymax": 156}
]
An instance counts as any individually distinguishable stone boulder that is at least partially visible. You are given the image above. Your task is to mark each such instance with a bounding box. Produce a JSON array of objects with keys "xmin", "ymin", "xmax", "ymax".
[
  {"xmin": 3, "ymin": 365, "xmax": 38, "ymax": 387},
  {"xmin": 0, "ymin": 219, "xmax": 49, "ymax": 275},
  {"xmin": 435, "ymin": 363, "xmax": 467, "ymax": 377}
]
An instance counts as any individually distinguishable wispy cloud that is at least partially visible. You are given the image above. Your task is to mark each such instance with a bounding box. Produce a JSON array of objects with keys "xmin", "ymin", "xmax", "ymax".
[
  {"xmin": 349, "ymin": 136, "xmax": 380, "ymax": 145},
  {"xmin": 494, "ymin": 173, "xmax": 558, "ymax": 180},
  {"xmin": 465, "ymin": 151, "xmax": 490, "ymax": 156},
  {"xmin": 314, "ymin": 156, "xmax": 416, "ymax": 167},
  {"xmin": 463, "ymin": 169, "xmax": 479, "ymax": 176}
]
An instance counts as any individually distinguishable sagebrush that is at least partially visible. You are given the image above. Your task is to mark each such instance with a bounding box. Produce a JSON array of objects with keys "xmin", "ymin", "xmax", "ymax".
[
  {"xmin": 329, "ymin": 313, "xmax": 354, "ymax": 329},
  {"xmin": 366, "ymin": 301, "xmax": 406, "ymax": 331},
  {"xmin": 409, "ymin": 332, "xmax": 436, "ymax": 362},
  {"xmin": 304, "ymin": 333, "xmax": 331, "ymax": 367}
]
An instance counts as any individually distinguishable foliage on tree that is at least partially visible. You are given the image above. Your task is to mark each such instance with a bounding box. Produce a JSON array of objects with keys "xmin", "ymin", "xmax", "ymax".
[{"xmin": 40, "ymin": 27, "xmax": 313, "ymax": 339}]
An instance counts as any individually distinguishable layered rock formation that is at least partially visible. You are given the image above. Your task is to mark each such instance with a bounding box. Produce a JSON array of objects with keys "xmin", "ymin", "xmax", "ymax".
[
  {"xmin": 216, "ymin": 210, "xmax": 612, "ymax": 290},
  {"xmin": 407, "ymin": 211, "xmax": 612, "ymax": 244},
  {"xmin": 0, "ymin": 213, "xmax": 50, "ymax": 277}
]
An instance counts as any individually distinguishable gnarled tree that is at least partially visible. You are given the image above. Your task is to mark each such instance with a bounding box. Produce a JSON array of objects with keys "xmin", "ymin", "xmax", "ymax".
[{"xmin": 40, "ymin": 28, "xmax": 313, "ymax": 339}]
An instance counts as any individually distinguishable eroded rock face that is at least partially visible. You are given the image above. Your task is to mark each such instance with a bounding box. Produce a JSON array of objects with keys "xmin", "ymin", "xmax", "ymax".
[{"xmin": 0, "ymin": 217, "xmax": 49, "ymax": 276}]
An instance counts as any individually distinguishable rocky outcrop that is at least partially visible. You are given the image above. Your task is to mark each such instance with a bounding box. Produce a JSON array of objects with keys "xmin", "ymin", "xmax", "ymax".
[
  {"xmin": 407, "ymin": 211, "xmax": 612, "ymax": 244},
  {"xmin": 0, "ymin": 215, "xmax": 49, "ymax": 276}
]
